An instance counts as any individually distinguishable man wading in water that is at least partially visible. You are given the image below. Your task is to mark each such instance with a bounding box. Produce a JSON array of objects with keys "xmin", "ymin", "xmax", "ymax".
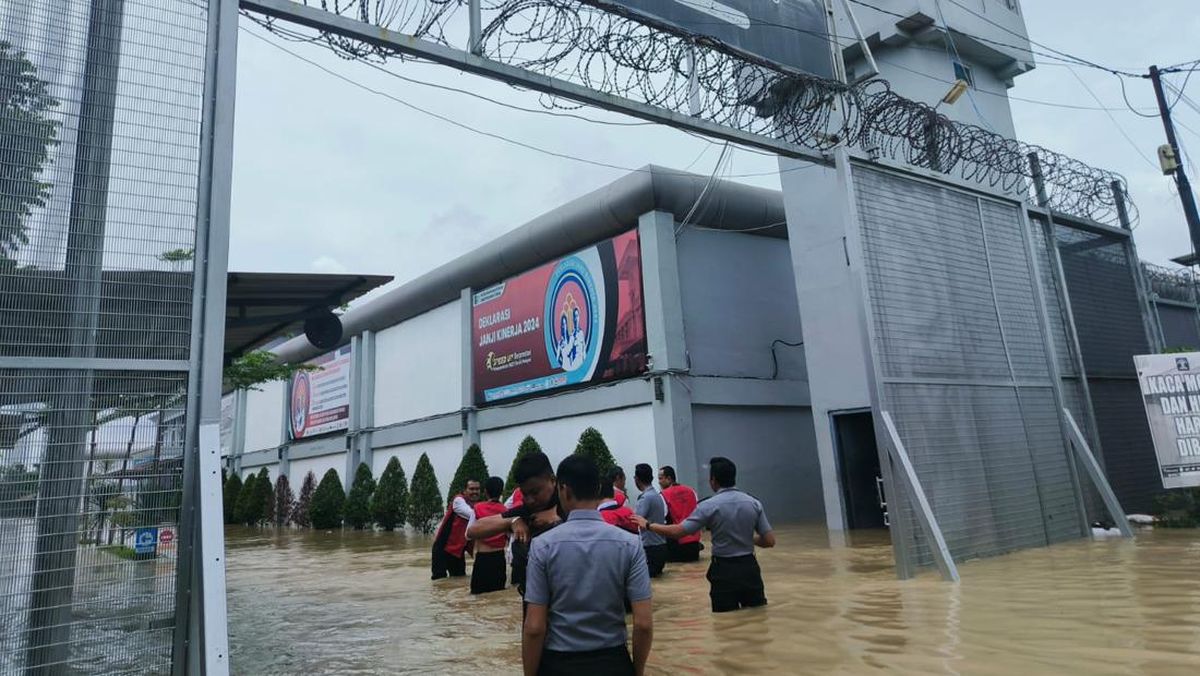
[
  {"xmin": 636, "ymin": 457, "xmax": 775, "ymax": 613},
  {"xmin": 467, "ymin": 452, "xmax": 563, "ymax": 610}
]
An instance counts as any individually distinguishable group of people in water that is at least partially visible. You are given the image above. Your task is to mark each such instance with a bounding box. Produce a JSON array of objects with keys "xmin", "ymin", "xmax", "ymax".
[{"xmin": 430, "ymin": 452, "xmax": 776, "ymax": 676}]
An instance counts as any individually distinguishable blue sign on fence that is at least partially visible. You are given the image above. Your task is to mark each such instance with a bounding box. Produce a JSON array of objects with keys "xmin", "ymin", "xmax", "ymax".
[{"xmin": 134, "ymin": 527, "xmax": 158, "ymax": 556}]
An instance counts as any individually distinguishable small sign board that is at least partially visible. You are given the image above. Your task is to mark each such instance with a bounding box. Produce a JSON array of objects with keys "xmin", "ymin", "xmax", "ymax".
[
  {"xmin": 158, "ymin": 528, "xmax": 175, "ymax": 545},
  {"xmin": 1134, "ymin": 353, "xmax": 1200, "ymax": 489},
  {"xmin": 134, "ymin": 527, "xmax": 158, "ymax": 556}
]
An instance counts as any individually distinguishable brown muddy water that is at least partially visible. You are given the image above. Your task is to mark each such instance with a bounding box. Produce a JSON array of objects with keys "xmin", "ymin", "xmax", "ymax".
[{"xmin": 225, "ymin": 524, "xmax": 1200, "ymax": 675}]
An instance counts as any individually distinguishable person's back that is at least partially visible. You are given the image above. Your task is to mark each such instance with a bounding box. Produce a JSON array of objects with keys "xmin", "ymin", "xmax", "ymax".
[
  {"xmin": 658, "ymin": 466, "xmax": 701, "ymax": 562},
  {"xmin": 599, "ymin": 470, "xmax": 639, "ymax": 534},
  {"xmin": 632, "ymin": 464, "xmax": 668, "ymax": 578},
  {"xmin": 524, "ymin": 456, "xmax": 652, "ymax": 676},
  {"xmin": 471, "ymin": 477, "xmax": 509, "ymax": 594}
]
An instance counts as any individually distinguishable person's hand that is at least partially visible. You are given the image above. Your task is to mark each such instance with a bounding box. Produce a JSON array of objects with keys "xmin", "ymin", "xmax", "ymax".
[
  {"xmin": 510, "ymin": 517, "xmax": 530, "ymax": 544},
  {"xmin": 631, "ymin": 515, "xmax": 649, "ymax": 531}
]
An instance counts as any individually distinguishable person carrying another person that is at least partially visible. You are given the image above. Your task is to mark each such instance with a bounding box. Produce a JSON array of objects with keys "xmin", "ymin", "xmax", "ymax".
[
  {"xmin": 632, "ymin": 463, "xmax": 668, "ymax": 578},
  {"xmin": 610, "ymin": 465, "xmax": 628, "ymax": 507},
  {"xmin": 467, "ymin": 452, "xmax": 564, "ymax": 603},
  {"xmin": 470, "ymin": 476, "xmax": 509, "ymax": 594},
  {"xmin": 523, "ymin": 455, "xmax": 653, "ymax": 676},
  {"xmin": 657, "ymin": 465, "xmax": 702, "ymax": 562},
  {"xmin": 598, "ymin": 468, "xmax": 639, "ymax": 534},
  {"xmin": 432, "ymin": 479, "xmax": 480, "ymax": 580},
  {"xmin": 635, "ymin": 457, "xmax": 775, "ymax": 613}
]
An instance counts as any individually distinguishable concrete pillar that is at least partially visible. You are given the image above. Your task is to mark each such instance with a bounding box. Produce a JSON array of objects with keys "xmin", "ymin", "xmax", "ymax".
[
  {"xmin": 358, "ymin": 330, "xmax": 377, "ymax": 471},
  {"xmin": 232, "ymin": 389, "xmax": 248, "ymax": 475},
  {"xmin": 345, "ymin": 335, "xmax": 363, "ymax": 490},
  {"xmin": 461, "ymin": 288, "xmax": 480, "ymax": 454},
  {"xmin": 638, "ymin": 210, "xmax": 698, "ymax": 488}
]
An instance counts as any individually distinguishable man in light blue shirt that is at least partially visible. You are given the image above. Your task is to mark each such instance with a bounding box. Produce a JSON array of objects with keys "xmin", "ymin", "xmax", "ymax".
[
  {"xmin": 635, "ymin": 456, "xmax": 775, "ymax": 613},
  {"xmin": 523, "ymin": 455, "xmax": 653, "ymax": 676},
  {"xmin": 632, "ymin": 463, "xmax": 668, "ymax": 577}
]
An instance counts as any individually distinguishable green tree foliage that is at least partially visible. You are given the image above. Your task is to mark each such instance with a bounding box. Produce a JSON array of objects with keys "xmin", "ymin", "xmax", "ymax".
[
  {"xmin": 344, "ymin": 463, "xmax": 376, "ymax": 530},
  {"xmin": 1153, "ymin": 487, "xmax": 1200, "ymax": 528},
  {"xmin": 222, "ymin": 473, "xmax": 242, "ymax": 525},
  {"xmin": 0, "ymin": 41, "xmax": 59, "ymax": 266},
  {"xmin": 447, "ymin": 444, "xmax": 489, "ymax": 503},
  {"xmin": 372, "ymin": 456, "xmax": 409, "ymax": 531},
  {"xmin": 291, "ymin": 471, "xmax": 316, "ymax": 528},
  {"xmin": 408, "ymin": 453, "xmax": 443, "ymax": 534},
  {"xmin": 310, "ymin": 468, "xmax": 346, "ymax": 530},
  {"xmin": 574, "ymin": 427, "xmax": 616, "ymax": 476},
  {"xmin": 234, "ymin": 473, "xmax": 260, "ymax": 525},
  {"xmin": 273, "ymin": 474, "xmax": 295, "ymax": 527},
  {"xmin": 222, "ymin": 350, "xmax": 319, "ymax": 392},
  {"xmin": 256, "ymin": 468, "xmax": 272, "ymax": 525},
  {"xmin": 505, "ymin": 435, "xmax": 542, "ymax": 496}
]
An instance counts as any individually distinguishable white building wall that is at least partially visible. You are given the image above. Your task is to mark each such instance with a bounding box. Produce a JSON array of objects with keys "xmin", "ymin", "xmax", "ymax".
[
  {"xmin": 479, "ymin": 406, "xmax": 655, "ymax": 490},
  {"xmin": 244, "ymin": 380, "xmax": 284, "ymax": 452},
  {"xmin": 374, "ymin": 301, "xmax": 462, "ymax": 426},
  {"xmin": 241, "ymin": 463, "xmax": 278, "ymax": 484},
  {"xmin": 373, "ymin": 435, "xmax": 463, "ymax": 499},
  {"xmin": 288, "ymin": 453, "xmax": 345, "ymax": 486}
]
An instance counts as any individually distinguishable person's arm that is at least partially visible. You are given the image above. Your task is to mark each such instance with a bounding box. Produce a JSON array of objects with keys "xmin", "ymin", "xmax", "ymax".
[
  {"xmin": 639, "ymin": 499, "xmax": 710, "ymax": 539},
  {"xmin": 626, "ymin": 544, "xmax": 653, "ymax": 675},
  {"xmin": 753, "ymin": 504, "xmax": 775, "ymax": 548},
  {"xmin": 522, "ymin": 603, "xmax": 548, "ymax": 676},
  {"xmin": 467, "ymin": 514, "xmax": 528, "ymax": 543},
  {"xmin": 452, "ymin": 496, "xmax": 474, "ymax": 521}
]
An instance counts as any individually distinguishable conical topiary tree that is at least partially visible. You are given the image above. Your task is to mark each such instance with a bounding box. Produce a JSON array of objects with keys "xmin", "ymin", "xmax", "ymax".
[
  {"xmin": 409, "ymin": 453, "xmax": 443, "ymax": 534},
  {"xmin": 310, "ymin": 468, "xmax": 345, "ymax": 530},
  {"xmin": 256, "ymin": 468, "xmax": 272, "ymax": 525},
  {"xmin": 222, "ymin": 472, "xmax": 242, "ymax": 525},
  {"xmin": 273, "ymin": 475, "xmax": 295, "ymax": 527},
  {"xmin": 447, "ymin": 444, "xmax": 489, "ymax": 503},
  {"xmin": 234, "ymin": 473, "xmax": 260, "ymax": 525},
  {"xmin": 344, "ymin": 463, "xmax": 376, "ymax": 530},
  {"xmin": 505, "ymin": 435, "xmax": 542, "ymax": 496},
  {"xmin": 372, "ymin": 456, "xmax": 409, "ymax": 531},
  {"xmin": 574, "ymin": 427, "xmax": 616, "ymax": 476},
  {"xmin": 292, "ymin": 471, "xmax": 316, "ymax": 528}
]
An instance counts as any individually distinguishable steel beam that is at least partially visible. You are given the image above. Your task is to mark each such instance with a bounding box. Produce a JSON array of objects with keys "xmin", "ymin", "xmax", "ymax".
[{"xmin": 1063, "ymin": 409, "xmax": 1134, "ymax": 537}]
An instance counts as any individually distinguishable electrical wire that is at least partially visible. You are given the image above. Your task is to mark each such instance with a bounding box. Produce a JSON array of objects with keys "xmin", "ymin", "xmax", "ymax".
[
  {"xmin": 1065, "ymin": 66, "xmax": 1159, "ymax": 172},
  {"xmin": 1169, "ymin": 64, "xmax": 1200, "ymax": 110}
]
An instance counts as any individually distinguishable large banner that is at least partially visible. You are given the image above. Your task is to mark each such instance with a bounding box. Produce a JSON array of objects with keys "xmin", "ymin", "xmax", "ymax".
[
  {"xmin": 591, "ymin": 0, "xmax": 834, "ymax": 78},
  {"xmin": 472, "ymin": 230, "xmax": 647, "ymax": 404},
  {"xmin": 289, "ymin": 344, "xmax": 353, "ymax": 440},
  {"xmin": 1134, "ymin": 353, "xmax": 1200, "ymax": 489}
]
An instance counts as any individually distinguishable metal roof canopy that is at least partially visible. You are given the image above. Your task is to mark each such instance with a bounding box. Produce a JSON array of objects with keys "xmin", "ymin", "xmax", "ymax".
[{"xmin": 224, "ymin": 271, "xmax": 392, "ymax": 362}]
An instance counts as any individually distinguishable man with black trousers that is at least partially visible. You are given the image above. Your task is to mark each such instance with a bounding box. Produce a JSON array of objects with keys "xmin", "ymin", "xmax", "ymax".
[
  {"xmin": 632, "ymin": 463, "xmax": 668, "ymax": 578},
  {"xmin": 635, "ymin": 457, "xmax": 775, "ymax": 613},
  {"xmin": 523, "ymin": 455, "xmax": 653, "ymax": 676}
]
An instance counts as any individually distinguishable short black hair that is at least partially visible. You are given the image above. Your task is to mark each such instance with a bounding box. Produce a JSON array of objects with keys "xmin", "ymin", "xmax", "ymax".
[
  {"xmin": 659, "ymin": 465, "xmax": 677, "ymax": 482},
  {"xmin": 485, "ymin": 476, "xmax": 504, "ymax": 499},
  {"xmin": 709, "ymin": 456, "xmax": 736, "ymax": 488},
  {"xmin": 599, "ymin": 480, "xmax": 615, "ymax": 499},
  {"xmin": 557, "ymin": 455, "xmax": 600, "ymax": 501},
  {"xmin": 604, "ymin": 466, "xmax": 624, "ymax": 487},
  {"xmin": 635, "ymin": 463, "xmax": 653, "ymax": 485},
  {"xmin": 515, "ymin": 452, "xmax": 554, "ymax": 485}
]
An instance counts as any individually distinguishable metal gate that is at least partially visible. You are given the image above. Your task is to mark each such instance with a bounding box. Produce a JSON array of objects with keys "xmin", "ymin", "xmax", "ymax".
[
  {"xmin": 851, "ymin": 164, "xmax": 1088, "ymax": 577},
  {"xmin": 0, "ymin": 0, "xmax": 232, "ymax": 672}
]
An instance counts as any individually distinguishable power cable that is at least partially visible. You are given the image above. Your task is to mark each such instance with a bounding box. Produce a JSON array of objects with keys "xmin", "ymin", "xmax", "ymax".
[
  {"xmin": 1065, "ymin": 66, "xmax": 1159, "ymax": 172},
  {"xmin": 930, "ymin": 0, "xmax": 997, "ymax": 132},
  {"xmin": 1169, "ymin": 64, "xmax": 1200, "ymax": 110}
]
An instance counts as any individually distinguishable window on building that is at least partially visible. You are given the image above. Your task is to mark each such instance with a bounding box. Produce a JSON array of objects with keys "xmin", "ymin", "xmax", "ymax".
[{"xmin": 953, "ymin": 61, "xmax": 975, "ymax": 89}]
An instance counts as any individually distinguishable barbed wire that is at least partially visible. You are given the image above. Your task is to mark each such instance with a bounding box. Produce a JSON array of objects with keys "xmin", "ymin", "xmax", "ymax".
[
  {"xmin": 245, "ymin": 0, "xmax": 1137, "ymax": 226},
  {"xmin": 1141, "ymin": 260, "xmax": 1199, "ymax": 304}
]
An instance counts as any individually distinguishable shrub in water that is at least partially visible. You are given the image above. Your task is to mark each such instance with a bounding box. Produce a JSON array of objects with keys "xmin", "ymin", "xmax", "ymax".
[
  {"xmin": 408, "ymin": 453, "xmax": 443, "ymax": 534},
  {"xmin": 505, "ymin": 435, "xmax": 542, "ymax": 496},
  {"xmin": 447, "ymin": 444, "xmax": 489, "ymax": 503},
  {"xmin": 372, "ymin": 457, "xmax": 409, "ymax": 531},
  {"xmin": 344, "ymin": 463, "xmax": 376, "ymax": 530},
  {"xmin": 234, "ymin": 473, "xmax": 261, "ymax": 525},
  {"xmin": 256, "ymin": 468, "xmax": 272, "ymax": 525},
  {"xmin": 273, "ymin": 475, "xmax": 295, "ymax": 527},
  {"xmin": 292, "ymin": 471, "xmax": 316, "ymax": 528},
  {"xmin": 574, "ymin": 427, "xmax": 616, "ymax": 476},
  {"xmin": 222, "ymin": 473, "xmax": 242, "ymax": 525},
  {"xmin": 310, "ymin": 468, "xmax": 346, "ymax": 530}
]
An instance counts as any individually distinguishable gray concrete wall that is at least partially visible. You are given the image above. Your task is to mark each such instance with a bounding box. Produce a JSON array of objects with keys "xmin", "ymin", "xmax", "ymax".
[
  {"xmin": 676, "ymin": 228, "xmax": 807, "ymax": 381},
  {"xmin": 690, "ymin": 405, "xmax": 824, "ymax": 523}
]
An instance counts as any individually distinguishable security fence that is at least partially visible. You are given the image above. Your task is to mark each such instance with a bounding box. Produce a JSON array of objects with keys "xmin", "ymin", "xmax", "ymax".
[
  {"xmin": 0, "ymin": 0, "xmax": 226, "ymax": 673},
  {"xmin": 1141, "ymin": 261, "xmax": 1200, "ymax": 351}
]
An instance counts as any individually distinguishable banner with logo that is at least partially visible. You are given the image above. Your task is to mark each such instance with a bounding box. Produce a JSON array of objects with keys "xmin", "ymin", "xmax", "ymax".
[
  {"xmin": 1134, "ymin": 352, "xmax": 1200, "ymax": 489},
  {"xmin": 472, "ymin": 230, "xmax": 647, "ymax": 404},
  {"xmin": 289, "ymin": 344, "xmax": 353, "ymax": 440}
]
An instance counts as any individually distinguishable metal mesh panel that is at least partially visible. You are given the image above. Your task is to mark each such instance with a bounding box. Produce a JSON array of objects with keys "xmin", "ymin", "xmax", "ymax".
[
  {"xmin": 1156, "ymin": 303, "xmax": 1200, "ymax": 351},
  {"xmin": 0, "ymin": 0, "xmax": 208, "ymax": 672},
  {"xmin": 1054, "ymin": 224, "xmax": 1159, "ymax": 514},
  {"xmin": 853, "ymin": 165, "xmax": 1084, "ymax": 573}
]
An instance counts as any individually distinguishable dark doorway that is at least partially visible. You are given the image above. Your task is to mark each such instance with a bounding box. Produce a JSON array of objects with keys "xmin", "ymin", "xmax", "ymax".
[{"xmin": 833, "ymin": 411, "xmax": 887, "ymax": 530}]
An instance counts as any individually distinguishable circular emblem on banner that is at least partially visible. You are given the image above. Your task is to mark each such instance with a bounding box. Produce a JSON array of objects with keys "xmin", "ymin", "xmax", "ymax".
[
  {"xmin": 291, "ymin": 371, "xmax": 311, "ymax": 437},
  {"xmin": 544, "ymin": 256, "xmax": 600, "ymax": 378}
]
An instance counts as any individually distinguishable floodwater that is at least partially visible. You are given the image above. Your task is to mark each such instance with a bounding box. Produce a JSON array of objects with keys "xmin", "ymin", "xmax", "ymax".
[{"xmin": 225, "ymin": 524, "xmax": 1200, "ymax": 675}]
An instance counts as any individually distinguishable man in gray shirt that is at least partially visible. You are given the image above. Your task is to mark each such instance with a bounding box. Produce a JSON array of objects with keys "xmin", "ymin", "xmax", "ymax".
[
  {"xmin": 523, "ymin": 455, "xmax": 653, "ymax": 676},
  {"xmin": 635, "ymin": 456, "xmax": 775, "ymax": 613},
  {"xmin": 632, "ymin": 463, "xmax": 668, "ymax": 578}
]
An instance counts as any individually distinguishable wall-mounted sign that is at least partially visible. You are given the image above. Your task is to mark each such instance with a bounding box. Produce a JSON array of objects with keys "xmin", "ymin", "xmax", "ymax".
[
  {"xmin": 289, "ymin": 344, "xmax": 353, "ymax": 440},
  {"xmin": 472, "ymin": 230, "xmax": 647, "ymax": 404},
  {"xmin": 1135, "ymin": 352, "xmax": 1200, "ymax": 489}
]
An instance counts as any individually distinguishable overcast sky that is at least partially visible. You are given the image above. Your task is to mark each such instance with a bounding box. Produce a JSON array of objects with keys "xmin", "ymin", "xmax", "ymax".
[{"xmin": 229, "ymin": 0, "xmax": 1200, "ymax": 300}]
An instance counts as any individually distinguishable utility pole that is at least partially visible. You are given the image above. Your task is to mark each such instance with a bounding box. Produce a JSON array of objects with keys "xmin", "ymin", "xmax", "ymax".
[{"xmin": 1149, "ymin": 65, "xmax": 1200, "ymax": 255}]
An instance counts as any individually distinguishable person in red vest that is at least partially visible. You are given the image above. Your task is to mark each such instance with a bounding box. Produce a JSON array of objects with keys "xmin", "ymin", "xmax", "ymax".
[
  {"xmin": 471, "ymin": 477, "xmax": 508, "ymax": 594},
  {"xmin": 658, "ymin": 466, "xmax": 702, "ymax": 562},
  {"xmin": 598, "ymin": 474, "xmax": 639, "ymax": 534},
  {"xmin": 431, "ymin": 479, "xmax": 480, "ymax": 580},
  {"xmin": 611, "ymin": 466, "xmax": 628, "ymax": 507}
]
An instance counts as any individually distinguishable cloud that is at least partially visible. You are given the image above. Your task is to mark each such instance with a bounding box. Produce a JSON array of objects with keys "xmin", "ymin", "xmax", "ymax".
[{"xmin": 310, "ymin": 255, "xmax": 347, "ymax": 274}]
